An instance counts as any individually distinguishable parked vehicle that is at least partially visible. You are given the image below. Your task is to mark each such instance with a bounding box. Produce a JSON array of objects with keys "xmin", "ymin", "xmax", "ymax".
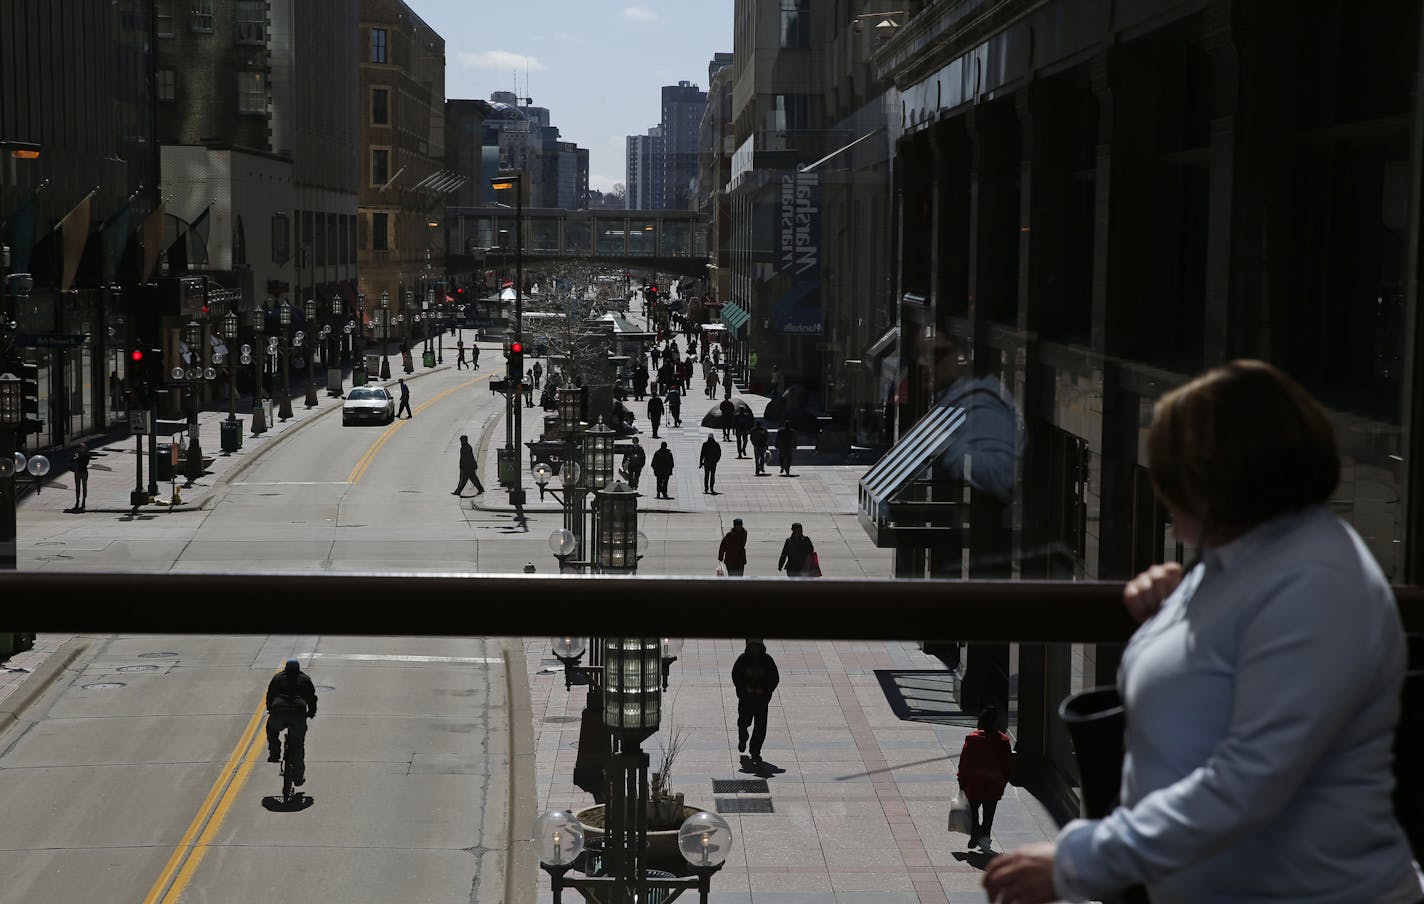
[{"xmin": 342, "ymin": 386, "xmax": 395, "ymax": 426}]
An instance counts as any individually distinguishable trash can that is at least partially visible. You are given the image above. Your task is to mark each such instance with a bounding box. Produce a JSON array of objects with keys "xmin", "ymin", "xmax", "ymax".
[
  {"xmin": 156, "ymin": 443, "xmax": 175, "ymax": 481},
  {"xmin": 352, "ymin": 365, "xmax": 368, "ymax": 387},
  {"xmin": 497, "ymin": 447, "xmax": 518, "ymax": 488},
  {"xmin": 220, "ymin": 417, "xmax": 244, "ymax": 453},
  {"xmin": 423, "ymin": 349, "xmax": 436, "ymax": 368}
]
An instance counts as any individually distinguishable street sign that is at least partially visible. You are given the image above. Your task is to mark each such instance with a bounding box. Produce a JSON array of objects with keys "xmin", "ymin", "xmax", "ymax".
[
  {"xmin": 128, "ymin": 409, "xmax": 150, "ymax": 435},
  {"xmin": 15, "ymin": 332, "xmax": 87, "ymax": 348}
]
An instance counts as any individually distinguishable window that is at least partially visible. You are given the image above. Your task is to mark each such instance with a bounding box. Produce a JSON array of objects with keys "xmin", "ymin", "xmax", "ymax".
[
  {"xmin": 238, "ymin": 71, "xmax": 266, "ymax": 114},
  {"xmin": 271, "ymin": 213, "xmax": 290, "ymax": 264},
  {"xmin": 156, "ymin": 0, "xmax": 174, "ymax": 37},
  {"xmin": 370, "ymin": 148, "xmax": 390, "ymax": 187},
  {"xmin": 780, "ymin": 0, "xmax": 810, "ymax": 48},
  {"xmin": 371, "ymin": 88, "xmax": 389, "ymax": 125},
  {"xmin": 371, "ymin": 213, "xmax": 389, "ymax": 251},
  {"xmin": 773, "ymin": 94, "xmax": 811, "ymax": 131},
  {"xmin": 370, "ymin": 27, "xmax": 387, "ymax": 63},
  {"xmin": 189, "ymin": 0, "xmax": 213, "ymax": 32},
  {"xmin": 235, "ymin": 0, "xmax": 265, "ymax": 44},
  {"xmin": 156, "ymin": 69, "xmax": 176, "ymax": 102}
]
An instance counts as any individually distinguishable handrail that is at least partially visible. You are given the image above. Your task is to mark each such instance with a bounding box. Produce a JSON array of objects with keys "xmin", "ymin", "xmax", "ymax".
[{"xmin": 4, "ymin": 573, "xmax": 1423, "ymax": 640}]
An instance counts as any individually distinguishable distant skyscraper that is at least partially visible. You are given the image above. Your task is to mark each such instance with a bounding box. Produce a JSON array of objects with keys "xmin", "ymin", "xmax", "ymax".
[
  {"xmin": 626, "ymin": 127, "xmax": 664, "ymax": 210},
  {"xmin": 661, "ymin": 80, "xmax": 708, "ymax": 210}
]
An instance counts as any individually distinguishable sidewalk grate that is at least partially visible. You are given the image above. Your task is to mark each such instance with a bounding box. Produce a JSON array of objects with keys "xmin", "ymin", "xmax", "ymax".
[
  {"xmin": 712, "ymin": 778, "xmax": 768, "ymax": 794},
  {"xmin": 714, "ymin": 798, "xmax": 773, "ymax": 814}
]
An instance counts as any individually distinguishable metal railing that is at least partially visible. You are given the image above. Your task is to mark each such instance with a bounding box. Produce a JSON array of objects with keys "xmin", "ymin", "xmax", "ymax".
[{"xmin": 1, "ymin": 573, "xmax": 1421, "ymax": 639}]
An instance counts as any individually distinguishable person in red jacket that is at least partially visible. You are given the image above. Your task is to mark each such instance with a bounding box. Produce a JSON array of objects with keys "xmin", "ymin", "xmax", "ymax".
[
  {"xmin": 718, "ymin": 518, "xmax": 748, "ymax": 575},
  {"xmin": 957, "ymin": 705, "xmax": 1013, "ymax": 850}
]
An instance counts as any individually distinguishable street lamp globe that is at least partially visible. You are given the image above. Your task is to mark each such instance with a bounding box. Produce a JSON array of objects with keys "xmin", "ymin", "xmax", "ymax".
[
  {"xmin": 661, "ymin": 638, "xmax": 683, "ymax": 659},
  {"xmin": 678, "ymin": 811, "xmax": 733, "ymax": 868},
  {"xmin": 557, "ymin": 459, "xmax": 581, "ymax": 488},
  {"xmin": 551, "ymin": 635, "xmax": 586, "ymax": 660},
  {"xmin": 532, "ymin": 810, "xmax": 585, "ymax": 867},
  {"xmin": 531, "ymin": 460, "xmax": 554, "ymax": 487},
  {"xmin": 26, "ymin": 453, "xmax": 50, "ymax": 477},
  {"xmin": 14, "ymin": 451, "xmax": 28, "ymax": 472},
  {"xmin": 602, "ymin": 637, "xmax": 662, "ymax": 740},
  {"xmin": 0, "ymin": 456, "xmax": 12, "ymax": 479},
  {"xmin": 636, "ymin": 530, "xmax": 650, "ymax": 556},
  {"xmin": 548, "ymin": 527, "xmax": 576, "ymax": 557}
]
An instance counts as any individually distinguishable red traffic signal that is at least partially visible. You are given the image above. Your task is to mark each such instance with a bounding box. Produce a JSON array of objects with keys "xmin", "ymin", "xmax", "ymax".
[
  {"xmin": 510, "ymin": 341, "xmax": 524, "ymax": 354},
  {"xmin": 130, "ymin": 347, "xmax": 145, "ymax": 363}
]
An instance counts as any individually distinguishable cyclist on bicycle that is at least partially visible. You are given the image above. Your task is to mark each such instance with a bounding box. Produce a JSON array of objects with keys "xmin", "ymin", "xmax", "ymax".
[{"xmin": 266, "ymin": 658, "xmax": 318, "ymax": 784}]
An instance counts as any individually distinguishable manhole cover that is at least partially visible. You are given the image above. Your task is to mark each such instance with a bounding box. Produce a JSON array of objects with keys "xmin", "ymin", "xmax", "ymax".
[
  {"xmin": 139, "ymin": 652, "xmax": 179, "ymax": 658},
  {"xmin": 315, "ymin": 684, "xmax": 336, "ymax": 691},
  {"xmin": 715, "ymin": 798, "xmax": 773, "ymax": 814},
  {"xmin": 83, "ymin": 682, "xmax": 126, "ymax": 690},
  {"xmin": 712, "ymin": 779, "xmax": 768, "ymax": 794},
  {"xmin": 117, "ymin": 665, "xmax": 159, "ymax": 672},
  {"xmin": 543, "ymin": 715, "xmax": 579, "ymax": 724}
]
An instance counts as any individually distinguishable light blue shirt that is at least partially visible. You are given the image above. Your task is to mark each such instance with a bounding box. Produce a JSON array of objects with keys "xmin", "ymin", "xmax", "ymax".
[{"xmin": 1055, "ymin": 506, "xmax": 1424, "ymax": 903}]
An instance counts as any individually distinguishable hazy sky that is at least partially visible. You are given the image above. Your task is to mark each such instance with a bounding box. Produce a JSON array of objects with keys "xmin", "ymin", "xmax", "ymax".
[{"xmin": 414, "ymin": 2, "xmax": 733, "ymax": 194}]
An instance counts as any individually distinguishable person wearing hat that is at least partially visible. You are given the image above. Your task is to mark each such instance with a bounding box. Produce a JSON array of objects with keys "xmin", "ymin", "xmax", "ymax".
[
  {"xmin": 265, "ymin": 658, "xmax": 318, "ymax": 785},
  {"xmin": 731, "ymin": 639, "xmax": 780, "ymax": 766},
  {"xmin": 718, "ymin": 517, "xmax": 749, "ymax": 576}
]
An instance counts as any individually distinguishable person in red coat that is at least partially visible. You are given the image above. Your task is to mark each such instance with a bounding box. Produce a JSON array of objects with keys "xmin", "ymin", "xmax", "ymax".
[
  {"xmin": 718, "ymin": 518, "xmax": 748, "ymax": 576},
  {"xmin": 957, "ymin": 705, "xmax": 1013, "ymax": 850}
]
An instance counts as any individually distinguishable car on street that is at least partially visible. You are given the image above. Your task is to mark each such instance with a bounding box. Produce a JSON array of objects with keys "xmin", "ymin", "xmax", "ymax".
[{"xmin": 342, "ymin": 386, "xmax": 396, "ymax": 426}]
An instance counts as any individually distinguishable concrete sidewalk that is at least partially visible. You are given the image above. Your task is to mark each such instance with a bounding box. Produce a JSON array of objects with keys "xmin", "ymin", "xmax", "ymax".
[{"xmin": 525, "ymin": 637, "xmax": 1061, "ymax": 903}]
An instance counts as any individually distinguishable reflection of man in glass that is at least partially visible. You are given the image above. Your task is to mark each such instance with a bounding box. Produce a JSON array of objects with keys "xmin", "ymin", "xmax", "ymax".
[{"xmin": 925, "ymin": 336, "xmax": 1022, "ymax": 715}]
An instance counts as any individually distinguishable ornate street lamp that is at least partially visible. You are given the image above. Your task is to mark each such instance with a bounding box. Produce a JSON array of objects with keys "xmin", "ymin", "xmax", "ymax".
[
  {"xmin": 329, "ymin": 295, "xmax": 345, "ymax": 397},
  {"xmin": 595, "ymin": 479, "xmax": 641, "ymax": 574},
  {"xmin": 303, "ymin": 298, "xmax": 319, "ymax": 408},
  {"xmin": 584, "ymin": 418, "xmax": 615, "ymax": 491},
  {"xmin": 378, "ymin": 291, "xmax": 391, "ymax": 380},
  {"xmin": 277, "ymin": 300, "xmax": 294, "ymax": 421},
  {"xmin": 245, "ymin": 307, "xmax": 268, "ymax": 436},
  {"xmin": 220, "ymin": 311, "xmax": 242, "ymax": 453},
  {"xmin": 602, "ymin": 637, "xmax": 660, "ymax": 739}
]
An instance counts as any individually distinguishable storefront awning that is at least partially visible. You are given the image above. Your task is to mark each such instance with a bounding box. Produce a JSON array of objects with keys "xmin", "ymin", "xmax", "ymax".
[
  {"xmin": 720, "ymin": 301, "xmax": 750, "ymax": 333},
  {"xmin": 857, "ymin": 403, "xmax": 967, "ymax": 547}
]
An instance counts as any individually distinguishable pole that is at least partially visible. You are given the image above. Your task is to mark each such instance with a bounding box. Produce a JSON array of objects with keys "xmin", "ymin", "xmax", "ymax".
[
  {"xmin": 512, "ymin": 178, "xmax": 523, "ymax": 503},
  {"xmin": 278, "ymin": 323, "xmax": 293, "ymax": 421},
  {"xmin": 0, "ymin": 426, "xmax": 15, "ymax": 570}
]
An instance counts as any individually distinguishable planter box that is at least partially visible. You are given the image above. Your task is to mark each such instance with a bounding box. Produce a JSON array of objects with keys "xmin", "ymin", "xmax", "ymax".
[{"xmin": 575, "ymin": 803, "xmax": 704, "ymax": 873}]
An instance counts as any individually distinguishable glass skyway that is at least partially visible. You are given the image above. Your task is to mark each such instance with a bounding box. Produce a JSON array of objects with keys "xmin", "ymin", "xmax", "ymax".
[{"xmin": 446, "ymin": 206, "xmax": 709, "ymax": 274}]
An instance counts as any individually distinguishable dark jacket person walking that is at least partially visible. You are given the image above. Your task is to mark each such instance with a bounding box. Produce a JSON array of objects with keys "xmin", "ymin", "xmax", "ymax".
[
  {"xmin": 750, "ymin": 421, "xmax": 770, "ymax": 475},
  {"xmin": 72, "ymin": 442, "xmax": 91, "ymax": 510},
  {"xmin": 718, "ymin": 518, "xmax": 748, "ymax": 575},
  {"xmin": 732, "ymin": 640, "xmax": 779, "ymax": 764},
  {"xmin": 719, "ymin": 398, "xmax": 736, "ymax": 441},
  {"xmin": 453, "ymin": 434, "xmax": 484, "ymax": 496},
  {"xmin": 957, "ymin": 706, "xmax": 1013, "ymax": 850},
  {"xmin": 733, "ymin": 409, "xmax": 754, "ymax": 457},
  {"xmin": 647, "ymin": 394, "xmax": 664, "ymax": 438},
  {"xmin": 651, "ymin": 442, "xmax": 675, "ymax": 499},
  {"xmin": 621, "ymin": 437, "xmax": 646, "ymax": 490},
  {"xmin": 775, "ymin": 424, "xmax": 797, "ymax": 475},
  {"xmin": 396, "ymin": 378, "xmax": 413, "ymax": 418},
  {"xmin": 699, "ymin": 434, "xmax": 722, "ymax": 494},
  {"xmin": 777, "ymin": 522, "xmax": 815, "ymax": 576}
]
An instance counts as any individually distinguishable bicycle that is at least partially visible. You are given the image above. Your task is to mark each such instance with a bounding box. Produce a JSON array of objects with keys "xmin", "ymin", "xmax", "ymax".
[{"xmin": 278, "ymin": 730, "xmax": 303, "ymax": 803}]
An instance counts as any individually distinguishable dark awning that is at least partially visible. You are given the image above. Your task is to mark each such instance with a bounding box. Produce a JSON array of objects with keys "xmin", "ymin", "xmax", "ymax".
[
  {"xmin": 857, "ymin": 404, "xmax": 966, "ymax": 547},
  {"xmin": 720, "ymin": 301, "xmax": 750, "ymax": 333}
]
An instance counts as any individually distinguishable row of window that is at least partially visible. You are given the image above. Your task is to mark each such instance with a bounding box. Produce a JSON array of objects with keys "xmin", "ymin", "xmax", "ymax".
[
  {"xmin": 155, "ymin": 69, "xmax": 266, "ymax": 115},
  {"xmin": 156, "ymin": 0, "xmax": 265, "ymax": 43}
]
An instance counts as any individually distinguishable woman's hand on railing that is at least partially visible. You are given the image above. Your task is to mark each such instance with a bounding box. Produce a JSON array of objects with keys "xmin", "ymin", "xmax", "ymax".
[{"xmin": 1123, "ymin": 562, "xmax": 1184, "ymax": 624}]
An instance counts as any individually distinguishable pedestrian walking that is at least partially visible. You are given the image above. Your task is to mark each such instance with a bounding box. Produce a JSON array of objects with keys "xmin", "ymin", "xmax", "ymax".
[
  {"xmin": 650, "ymin": 345, "xmax": 661, "ymax": 369},
  {"xmin": 699, "ymin": 434, "xmax": 722, "ymax": 494},
  {"xmin": 734, "ymin": 408, "xmax": 754, "ymax": 458},
  {"xmin": 775, "ymin": 423, "xmax": 797, "ymax": 475},
  {"xmin": 750, "ymin": 420, "xmax": 770, "ymax": 475},
  {"xmin": 71, "ymin": 441, "xmax": 90, "ymax": 511},
  {"xmin": 732, "ymin": 640, "xmax": 779, "ymax": 766},
  {"xmin": 471, "ymin": 345, "xmax": 480, "ymax": 367},
  {"xmin": 957, "ymin": 705, "xmax": 1013, "ymax": 851},
  {"xmin": 651, "ymin": 441, "xmax": 675, "ymax": 499},
  {"xmin": 456, "ymin": 339, "xmax": 467, "ymax": 369},
  {"xmin": 719, "ymin": 398, "xmax": 736, "ymax": 441},
  {"xmin": 396, "ymin": 378, "xmax": 413, "ymax": 418},
  {"xmin": 621, "ymin": 437, "xmax": 646, "ymax": 490},
  {"xmin": 657, "ymin": 361, "xmax": 676, "ymax": 395},
  {"xmin": 632, "ymin": 363, "xmax": 648, "ymax": 401},
  {"xmin": 722, "ymin": 367, "xmax": 734, "ymax": 400},
  {"xmin": 718, "ymin": 517, "xmax": 748, "ymax": 576},
  {"xmin": 524, "ymin": 371, "xmax": 534, "ymax": 407},
  {"xmin": 452, "ymin": 434, "xmax": 485, "ymax": 496},
  {"xmin": 647, "ymin": 394, "xmax": 664, "ymax": 438},
  {"xmin": 680, "ymin": 359, "xmax": 693, "ymax": 393},
  {"xmin": 666, "ymin": 386, "xmax": 682, "ymax": 427},
  {"xmin": 777, "ymin": 522, "xmax": 815, "ymax": 576},
  {"xmin": 532, "ymin": 360, "xmax": 543, "ymax": 389},
  {"xmin": 705, "ymin": 368, "xmax": 718, "ymax": 399},
  {"xmin": 712, "ymin": 344, "xmax": 721, "ymax": 366}
]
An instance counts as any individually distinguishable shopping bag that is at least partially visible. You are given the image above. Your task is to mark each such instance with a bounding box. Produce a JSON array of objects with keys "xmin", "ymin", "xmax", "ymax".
[
  {"xmin": 715, "ymin": 564, "xmax": 726, "ymax": 577},
  {"xmin": 806, "ymin": 551, "xmax": 823, "ymax": 578},
  {"xmin": 947, "ymin": 788, "xmax": 973, "ymax": 834}
]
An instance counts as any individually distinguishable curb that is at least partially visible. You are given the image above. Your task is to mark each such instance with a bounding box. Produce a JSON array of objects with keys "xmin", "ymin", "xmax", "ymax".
[
  {"xmin": 0, "ymin": 637, "xmax": 89, "ymax": 737},
  {"xmin": 502, "ymin": 642, "xmax": 538, "ymax": 904}
]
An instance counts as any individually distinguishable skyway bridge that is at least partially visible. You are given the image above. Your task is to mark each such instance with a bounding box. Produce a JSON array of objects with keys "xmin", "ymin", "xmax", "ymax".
[{"xmin": 445, "ymin": 206, "xmax": 710, "ymax": 276}]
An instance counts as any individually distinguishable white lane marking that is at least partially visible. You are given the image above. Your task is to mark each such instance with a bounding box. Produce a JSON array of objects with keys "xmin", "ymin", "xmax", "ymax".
[{"xmin": 307, "ymin": 653, "xmax": 504, "ymax": 664}]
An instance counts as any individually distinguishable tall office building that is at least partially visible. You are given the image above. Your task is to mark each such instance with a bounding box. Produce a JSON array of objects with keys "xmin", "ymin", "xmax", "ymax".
[
  {"xmin": 625, "ymin": 128, "xmax": 664, "ymax": 210},
  {"xmin": 661, "ymin": 80, "xmax": 708, "ymax": 211}
]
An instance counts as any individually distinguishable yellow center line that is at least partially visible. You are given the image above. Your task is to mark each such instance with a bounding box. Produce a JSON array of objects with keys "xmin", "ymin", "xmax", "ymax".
[
  {"xmin": 345, "ymin": 375, "xmax": 486, "ymax": 485},
  {"xmin": 142, "ymin": 702, "xmax": 267, "ymax": 904}
]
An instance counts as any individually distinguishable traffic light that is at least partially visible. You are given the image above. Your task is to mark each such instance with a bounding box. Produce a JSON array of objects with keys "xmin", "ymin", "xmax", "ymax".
[
  {"xmin": 18, "ymin": 362, "xmax": 42, "ymax": 435},
  {"xmin": 130, "ymin": 345, "xmax": 145, "ymax": 366},
  {"xmin": 507, "ymin": 340, "xmax": 524, "ymax": 383}
]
